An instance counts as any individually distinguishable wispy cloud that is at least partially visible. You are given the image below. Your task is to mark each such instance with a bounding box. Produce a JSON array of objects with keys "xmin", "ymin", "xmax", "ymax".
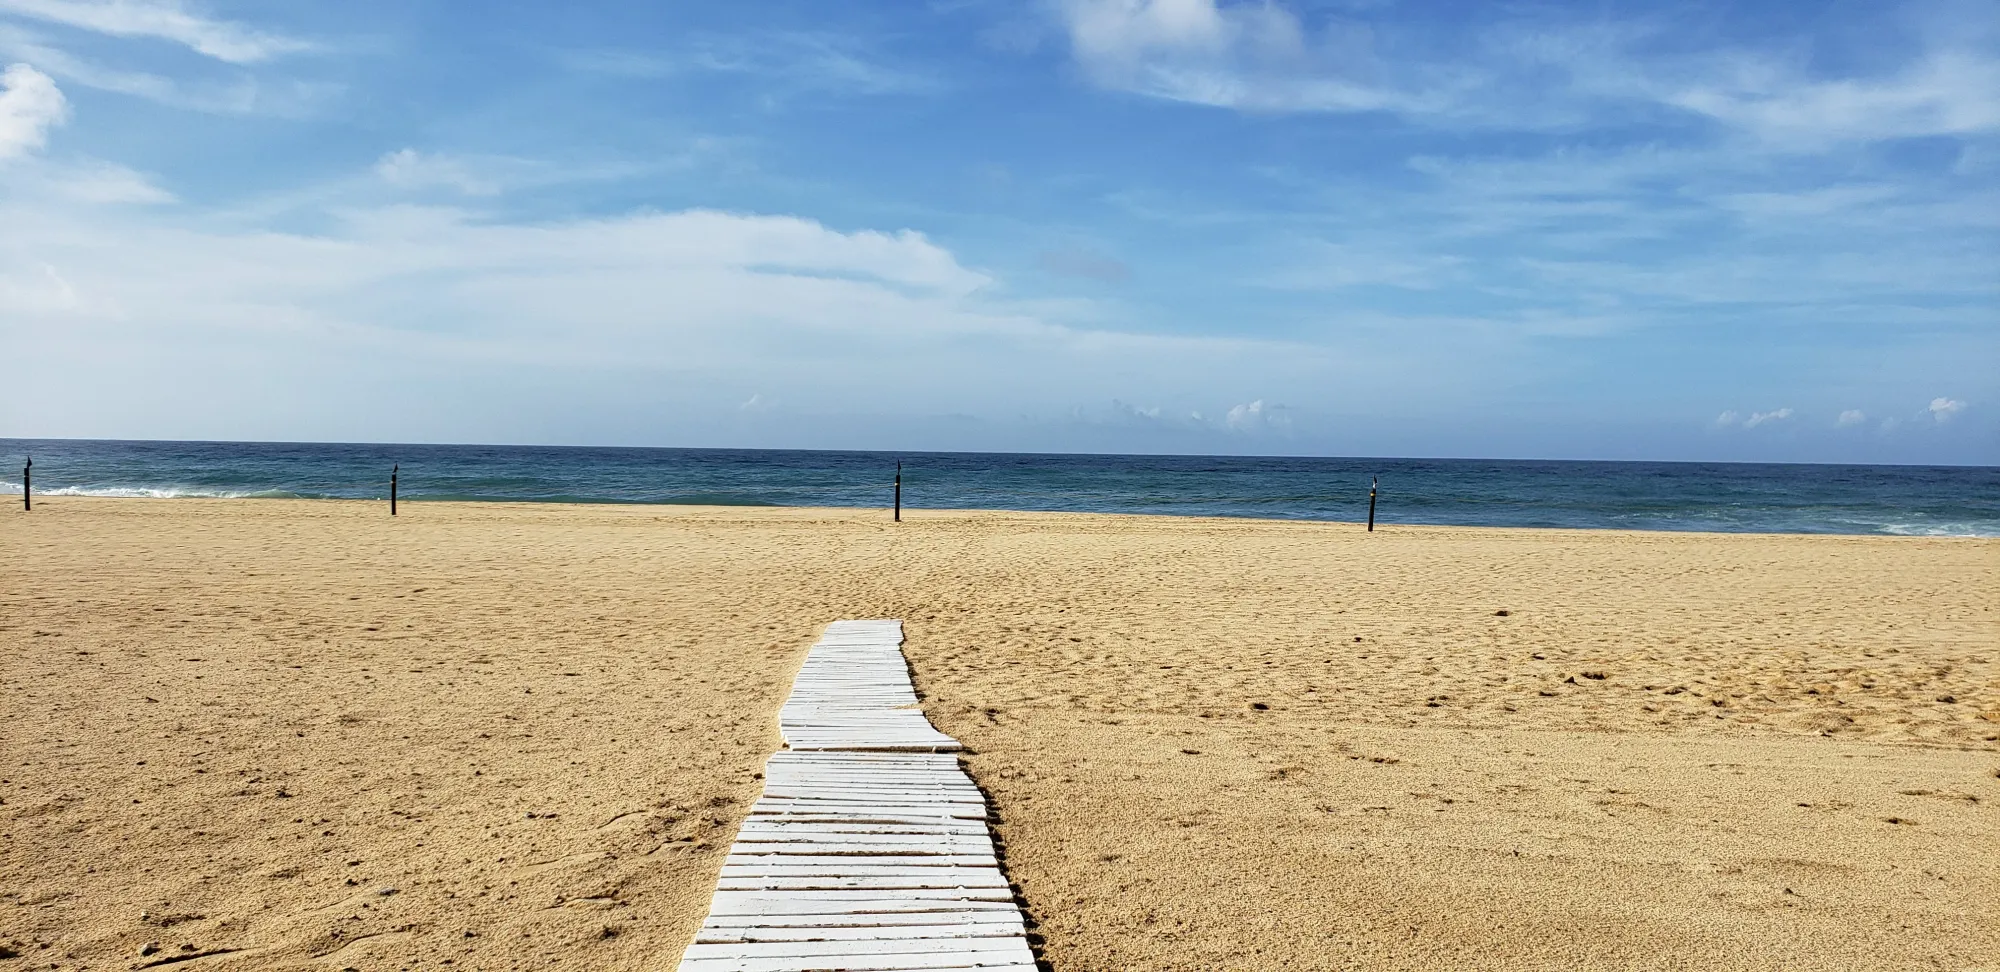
[
  {"xmin": 375, "ymin": 149, "xmax": 514, "ymax": 197},
  {"xmin": 1928, "ymin": 397, "xmax": 1967, "ymax": 421},
  {"xmin": 1668, "ymin": 48, "xmax": 2000, "ymax": 148},
  {"xmin": 356, "ymin": 143, "xmax": 719, "ymax": 209},
  {"xmin": 25, "ymin": 156, "xmax": 171, "ymax": 202},
  {"xmin": 560, "ymin": 31, "xmax": 936, "ymax": 97},
  {"xmin": 1054, "ymin": 0, "xmax": 1451, "ymax": 115},
  {"xmin": 1257, "ymin": 238, "xmax": 1464, "ymax": 291},
  {"xmin": 1717, "ymin": 407, "xmax": 1795, "ymax": 428},
  {"xmin": 0, "ymin": 61, "xmax": 62, "ymax": 157},
  {"xmin": 1230, "ymin": 125, "xmax": 1999, "ymax": 346},
  {"xmin": 1837, "ymin": 409, "xmax": 1867, "ymax": 428},
  {"xmin": 0, "ymin": 0, "xmax": 312, "ymax": 63},
  {"xmin": 0, "ymin": 23, "xmax": 332, "ymax": 114},
  {"xmin": 1048, "ymin": 0, "xmax": 2000, "ymax": 147}
]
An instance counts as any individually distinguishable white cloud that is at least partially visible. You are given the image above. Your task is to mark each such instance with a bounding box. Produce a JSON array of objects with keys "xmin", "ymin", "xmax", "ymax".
[
  {"xmin": 370, "ymin": 148, "xmax": 662, "ymax": 199},
  {"xmin": 3, "ymin": 172, "xmax": 1373, "ymax": 446},
  {"xmin": 1108, "ymin": 399, "xmax": 1162, "ymax": 421},
  {"xmin": 0, "ymin": 24, "xmax": 331, "ymax": 114},
  {"xmin": 1836, "ymin": 409, "xmax": 1866, "ymax": 427},
  {"xmin": 375, "ymin": 149, "xmax": 506, "ymax": 196},
  {"xmin": 1224, "ymin": 398, "xmax": 1289, "ymax": 432},
  {"xmin": 0, "ymin": 0, "xmax": 311, "ymax": 63},
  {"xmin": 0, "ymin": 61, "xmax": 63, "ymax": 158},
  {"xmin": 697, "ymin": 32, "xmax": 933, "ymax": 96},
  {"xmin": 12, "ymin": 155, "xmax": 171, "ymax": 202},
  {"xmin": 1712, "ymin": 406, "xmax": 1808, "ymax": 430},
  {"xmin": 1928, "ymin": 397, "xmax": 1966, "ymax": 421},
  {"xmin": 0, "ymin": 202, "xmax": 1004, "ymax": 330},
  {"xmin": 1668, "ymin": 49, "xmax": 2000, "ymax": 148},
  {"xmin": 1079, "ymin": 396, "xmax": 1301, "ymax": 435},
  {"xmin": 563, "ymin": 32, "xmax": 935, "ymax": 97},
  {"xmin": 61, "ymin": 158, "xmax": 169, "ymax": 201},
  {"xmin": 1055, "ymin": 0, "xmax": 1444, "ymax": 115},
  {"xmin": 1049, "ymin": 1, "xmax": 2000, "ymax": 148}
]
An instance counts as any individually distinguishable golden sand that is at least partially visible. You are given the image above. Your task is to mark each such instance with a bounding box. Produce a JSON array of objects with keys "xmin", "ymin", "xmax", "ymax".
[{"xmin": 1, "ymin": 498, "xmax": 1994, "ymax": 970}]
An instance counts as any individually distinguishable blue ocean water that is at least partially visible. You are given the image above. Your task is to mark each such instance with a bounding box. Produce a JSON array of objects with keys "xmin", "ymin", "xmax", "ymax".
[{"xmin": 1, "ymin": 438, "xmax": 1995, "ymax": 537}]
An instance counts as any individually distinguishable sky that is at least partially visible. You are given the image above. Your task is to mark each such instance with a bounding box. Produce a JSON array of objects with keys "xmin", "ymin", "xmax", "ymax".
[{"xmin": 0, "ymin": 0, "xmax": 1994, "ymax": 463}]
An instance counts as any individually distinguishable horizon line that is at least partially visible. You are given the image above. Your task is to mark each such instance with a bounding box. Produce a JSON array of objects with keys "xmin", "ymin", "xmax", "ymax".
[{"xmin": 1, "ymin": 435, "xmax": 1994, "ymax": 471}]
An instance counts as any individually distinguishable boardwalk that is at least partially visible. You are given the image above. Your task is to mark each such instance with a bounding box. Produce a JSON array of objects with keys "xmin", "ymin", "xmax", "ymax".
[{"xmin": 676, "ymin": 620, "xmax": 1036, "ymax": 972}]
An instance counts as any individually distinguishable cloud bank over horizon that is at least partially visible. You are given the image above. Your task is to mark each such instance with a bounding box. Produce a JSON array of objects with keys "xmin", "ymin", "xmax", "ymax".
[{"xmin": 0, "ymin": 0, "xmax": 1993, "ymax": 463}]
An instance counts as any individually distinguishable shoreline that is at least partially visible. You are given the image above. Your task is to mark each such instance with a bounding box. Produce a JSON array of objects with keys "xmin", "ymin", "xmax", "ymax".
[
  {"xmin": 6, "ymin": 440, "xmax": 1994, "ymax": 540},
  {"xmin": 13, "ymin": 492, "xmax": 2000, "ymax": 541}
]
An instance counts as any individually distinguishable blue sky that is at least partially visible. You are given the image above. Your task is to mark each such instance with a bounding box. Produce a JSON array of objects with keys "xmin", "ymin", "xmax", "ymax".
[{"xmin": 0, "ymin": 0, "xmax": 1994, "ymax": 463}]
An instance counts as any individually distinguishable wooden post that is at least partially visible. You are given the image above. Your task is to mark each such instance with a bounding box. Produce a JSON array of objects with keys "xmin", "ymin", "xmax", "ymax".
[
  {"xmin": 893, "ymin": 461, "xmax": 901, "ymax": 523},
  {"xmin": 1367, "ymin": 476, "xmax": 1377, "ymax": 532},
  {"xmin": 390, "ymin": 464, "xmax": 398, "ymax": 517},
  {"xmin": 21, "ymin": 456, "xmax": 28, "ymax": 512}
]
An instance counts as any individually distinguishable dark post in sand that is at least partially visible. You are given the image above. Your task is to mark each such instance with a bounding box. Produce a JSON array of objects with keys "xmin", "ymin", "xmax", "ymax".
[
  {"xmin": 390, "ymin": 464, "xmax": 398, "ymax": 517},
  {"xmin": 894, "ymin": 461, "xmax": 902, "ymax": 523},
  {"xmin": 21, "ymin": 456, "xmax": 28, "ymax": 512},
  {"xmin": 1367, "ymin": 476, "xmax": 1377, "ymax": 532}
]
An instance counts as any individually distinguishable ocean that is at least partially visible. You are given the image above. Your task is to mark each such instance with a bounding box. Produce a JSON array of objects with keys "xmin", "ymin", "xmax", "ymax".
[{"xmin": 1, "ymin": 438, "xmax": 1994, "ymax": 537}]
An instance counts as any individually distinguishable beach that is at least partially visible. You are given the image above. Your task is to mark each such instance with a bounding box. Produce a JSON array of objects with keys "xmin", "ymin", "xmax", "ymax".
[{"xmin": 2, "ymin": 497, "xmax": 1995, "ymax": 970}]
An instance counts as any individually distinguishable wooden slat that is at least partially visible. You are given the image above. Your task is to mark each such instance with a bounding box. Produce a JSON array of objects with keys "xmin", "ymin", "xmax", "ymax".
[
  {"xmin": 700, "ymin": 916, "xmax": 1024, "ymax": 937},
  {"xmin": 715, "ymin": 874, "xmax": 1009, "ymax": 891},
  {"xmin": 750, "ymin": 804, "xmax": 990, "ymax": 821},
  {"xmin": 701, "ymin": 916, "xmax": 1024, "ymax": 930},
  {"xmin": 681, "ymin": 937, "xmax": 1035, "ymax": 961},
  {"xmin": 698, "ymin": 925, "xmax": 1024, "ymax": 945},
  {"xmin": 726, "ymin": 856, "xmax": 999, "ymax": 869},
  {"xmin": 705, "ymin": 890, "xmax": 1018, "ymax": 915},
  {"xmin": 735, "ymin": 823, "xmax": 988, "ymax": 837}
]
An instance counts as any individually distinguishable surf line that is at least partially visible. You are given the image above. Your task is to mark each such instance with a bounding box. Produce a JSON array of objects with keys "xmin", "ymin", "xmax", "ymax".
[{"xmin": 675, "ymin": 619, "xmax": 1037, "ymax": 971}]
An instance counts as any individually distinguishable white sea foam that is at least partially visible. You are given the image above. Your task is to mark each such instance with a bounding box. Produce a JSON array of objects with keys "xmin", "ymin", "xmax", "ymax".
[
  {"xmin": 1879, "ymin": 522, "xmax": 2000, "ymax": 539},
  {"xmin": 8, "ymin": 483, "xmax": 312, "ymax": 500}
]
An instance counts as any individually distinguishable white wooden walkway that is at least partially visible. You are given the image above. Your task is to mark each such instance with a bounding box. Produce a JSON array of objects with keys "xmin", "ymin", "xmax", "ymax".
[{"xmin": 676, "ymin": 620, "xmax": 1036, "ymax": 972}]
